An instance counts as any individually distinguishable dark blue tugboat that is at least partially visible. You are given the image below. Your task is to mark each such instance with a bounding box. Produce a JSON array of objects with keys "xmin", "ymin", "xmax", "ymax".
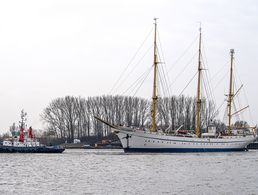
[{"xmin": 0, "ymin": 110, "xmax": 65, "ymax": 153}]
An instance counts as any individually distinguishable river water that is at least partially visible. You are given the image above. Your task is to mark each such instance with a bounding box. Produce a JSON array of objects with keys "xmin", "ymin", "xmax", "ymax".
[{"xmin": 0, "ymin": 149, "xmax": 257, "ymax": 195}]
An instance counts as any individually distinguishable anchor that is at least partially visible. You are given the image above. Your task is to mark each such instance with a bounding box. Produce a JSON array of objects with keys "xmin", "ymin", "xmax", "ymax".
[
  {"xmin": 122, "ymin": 134, "xmax": 132, "ymax": 139},
  {"xmin": 122, "ymin": 134, "xmax": 131, "ymax": 148}
]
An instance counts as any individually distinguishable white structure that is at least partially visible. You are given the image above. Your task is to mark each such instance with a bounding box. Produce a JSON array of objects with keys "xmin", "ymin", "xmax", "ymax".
[
  {"xmin": 3, "ymin": 139, "xmax": 40, "ymax": 147},
  {"xmin": 112, "ymin": 127, "xmax": 255, "ymax": 152}
]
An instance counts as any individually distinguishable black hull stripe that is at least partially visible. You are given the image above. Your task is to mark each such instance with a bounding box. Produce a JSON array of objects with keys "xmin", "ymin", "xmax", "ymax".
[
  {"xmin": 0, "ymin": 146, "xmax": 65, "ymax": 153},
  {"xmin": 124, "ymin": 148, "xmax": 247, "ymax": 153}
]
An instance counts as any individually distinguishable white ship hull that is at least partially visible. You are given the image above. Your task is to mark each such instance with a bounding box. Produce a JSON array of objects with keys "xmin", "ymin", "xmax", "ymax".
[{"xmin": 112, "ymin": 127, "xmax": 256, "ymax": 153}]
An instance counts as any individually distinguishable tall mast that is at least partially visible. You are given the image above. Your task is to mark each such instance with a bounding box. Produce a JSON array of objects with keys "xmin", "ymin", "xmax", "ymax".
[
  {"xmin": 195, "ymin": 27, "xmax": 202, "ymax": 137},
  {"xmin": 227, "ymin": 49, "xmax": 234, "ymax": 134},
  {"xmin": 151, "ymin": 18, "xmax": 158, "ymax": 132}
]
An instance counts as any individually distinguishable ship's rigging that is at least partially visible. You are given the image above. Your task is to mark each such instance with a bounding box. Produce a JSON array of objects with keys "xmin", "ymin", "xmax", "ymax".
[
  {"xmin": 109, "ymin": 19, "xmax": 254, "ymax": 131},
  {"xmin": 94, "ymin": 19, "xmax": 256, "ymax": 153}
]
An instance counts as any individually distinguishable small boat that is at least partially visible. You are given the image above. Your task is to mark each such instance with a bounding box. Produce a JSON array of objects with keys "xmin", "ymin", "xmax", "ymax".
[
  {"xmin": 0, "ymin": 110, "xmax": 65, "ymax": 153},
  {"xmin": 83, "ymin": 144, "xmax": 93, "ymax": 149},
  {"xmin": 95, "ymin": 19, "xmax": 256, "ymax": 153}
]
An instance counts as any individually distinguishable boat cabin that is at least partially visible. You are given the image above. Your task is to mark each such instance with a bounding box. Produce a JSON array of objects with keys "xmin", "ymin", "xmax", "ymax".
[{"xmin": 201, "ymin": 126, "xmax": 217, "ymax": 138}]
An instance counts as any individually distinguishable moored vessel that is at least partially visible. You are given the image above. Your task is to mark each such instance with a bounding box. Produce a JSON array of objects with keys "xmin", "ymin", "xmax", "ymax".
[
  {"xmin": 96, "ymin": 19, "xmax": 256, "ymax": 153},
  {"xmin": 0, "ymin": 110, "xmax": 65, "ymax": 153}
]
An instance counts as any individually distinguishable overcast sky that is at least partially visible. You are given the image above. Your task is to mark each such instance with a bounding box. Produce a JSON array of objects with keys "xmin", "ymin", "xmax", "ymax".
[{"xmin": 0, "ymin": 0, "xmax": 257, "ymax": 133}]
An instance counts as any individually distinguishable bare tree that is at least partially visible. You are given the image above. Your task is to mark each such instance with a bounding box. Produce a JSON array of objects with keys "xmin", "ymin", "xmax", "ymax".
[{"xmin": 41, "ymin": 95, "xmax": 218, "ymax": 141}]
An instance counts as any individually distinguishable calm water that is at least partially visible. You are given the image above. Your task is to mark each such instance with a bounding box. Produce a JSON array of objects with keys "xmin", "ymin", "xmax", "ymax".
[{"xmin": 0, "ymin": 149, "xmax": 258, "ymax": 195}]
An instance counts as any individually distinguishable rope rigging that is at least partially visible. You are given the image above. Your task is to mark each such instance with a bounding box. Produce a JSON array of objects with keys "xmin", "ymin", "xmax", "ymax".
[
  {"xmin": 168, "ymin": 51, "xmax": 198, "ymax": 88},
  {"xmin": 111, "ymin": 25, "xmax": 172, "ymax": 100},
  {"xmin": 157, "ymin": 66, "xmax": 169, "ymax": 97},
  {"xmin": 198, "ymin": 37, "xmax": 218, "ymax": 122},
  {"xmin": 108, "ymin": 22, "xmax": 254, "ymax": 130},
  {"xmin": 114, "ymin": 44, "xmax": 153, "ymax": 95},
  {"xmin": 157, "ymin": 29, "xmax": 172, "ymax": 96},
  {"xmin": 233, "ymin": 62, "xmax": 249, "ymax": 123},
  {"xmin": 211, "ymin": 100, "xmax": 225, "ymax": 120},
  {"xmin": 109, "ymin": 26, "xmax": 154, "ymax": 94},
  {"xmin": 132, "ymin": 68, "xmax": 152, "ymax": 97},
  {"xmin": 213, "ymin": 69, "xmax": 229, "ymax": 91},
  {"xmin": 201, "ymin": 44, "xmax": 215, "ymax": 102},
  {"xmin": 210, "ymin": 60, "xmax": 230, "ymax": 82},
  {"xmin": 167, "ymin": 35, "xmax": 199, "ymax": 74},
  {"xmin": 217, "ymin": 54, "xmax": 254, "ymax": 128},
  {"xmin": 121, "ymin": 66, "xmax": 152, "ymax": 96},
  {"xmin": 178, "ymin": 71, "xmax": 198, "ymax": 96},
  {"xmin": 156, "ymin": 47, "xmax": 171, "ymax": 97}
]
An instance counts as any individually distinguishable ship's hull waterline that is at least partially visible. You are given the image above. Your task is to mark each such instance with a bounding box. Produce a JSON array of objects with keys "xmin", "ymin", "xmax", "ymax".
[
  {"xmin": 0, "ymin": 145, "xmax": 65, "ymax": 153},
  {"xmin": 112, "ymin": 127, "xmax": 255, "ymax": 153}
]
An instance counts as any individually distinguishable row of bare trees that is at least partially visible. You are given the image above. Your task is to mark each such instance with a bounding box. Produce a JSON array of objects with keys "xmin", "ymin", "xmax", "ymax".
[{"xmin": 41, "ymin": 95, "xmax": 216, "ymax": 142}]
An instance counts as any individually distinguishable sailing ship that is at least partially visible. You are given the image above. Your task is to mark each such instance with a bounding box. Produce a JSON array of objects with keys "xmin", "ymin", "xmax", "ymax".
[
  {"xmin": 96, "ymin": 19, "xmax": 256, "ymax": 152},
  {"xmin": 0, "ymin": 110, "xmax": 65, "ymax": 153}
]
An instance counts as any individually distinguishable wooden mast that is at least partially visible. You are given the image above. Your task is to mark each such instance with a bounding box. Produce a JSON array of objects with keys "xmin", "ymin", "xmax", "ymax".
[
  {"xmin": 196, "ymin": 27, "xmax": 202, "ymax": 137},
  {"xmin": 151, "ymin": 18, "xmax": 158, "ymax": 132},
  {"xmin": 227, "ymin": 49, "xmax": 234, "ymax": 134}
]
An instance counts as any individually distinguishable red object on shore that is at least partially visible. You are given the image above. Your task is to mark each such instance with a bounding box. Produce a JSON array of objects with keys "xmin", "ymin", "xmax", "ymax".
[
  {"xmin": 19, "ymin": 127, "xmax": 24, "ymax": 142},
  {"xmin": 28, "ymin": 126, "xmax": 33, "ymax": 139}
]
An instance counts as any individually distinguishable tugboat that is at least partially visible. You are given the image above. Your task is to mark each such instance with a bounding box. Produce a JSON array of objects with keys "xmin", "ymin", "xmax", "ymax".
[{"xmin": 0, "ymin": 110, "xmax": 65, "ymax": 153}]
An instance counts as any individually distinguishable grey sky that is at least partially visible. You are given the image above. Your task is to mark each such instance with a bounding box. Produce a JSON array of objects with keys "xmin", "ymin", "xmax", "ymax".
[{"xmin": 0, "ymin": 0, "xmax": 258, "ymax": 133}]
